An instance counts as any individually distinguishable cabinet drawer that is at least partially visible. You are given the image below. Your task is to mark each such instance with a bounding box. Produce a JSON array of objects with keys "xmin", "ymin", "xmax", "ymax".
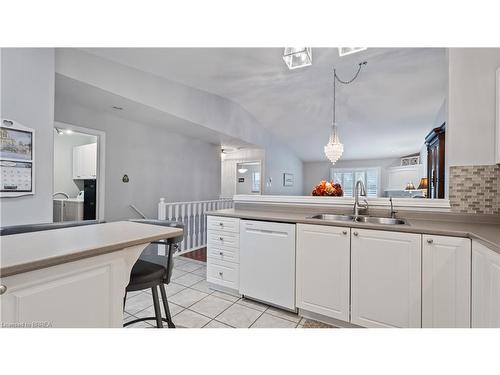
[
  {"xmin": 207, "ymin": 216, "xmax": 239, "ymax": 233},
  {"xmin": 207, "ymin": 244, "xmax": 239, "ymax": 263},
  {"xmin": 207, "ymin": 259, "xmax": 239, "ymax": 289},
  {"xmin": 207, "ymin": 231, "xmax": 239, "ymax": 248}
]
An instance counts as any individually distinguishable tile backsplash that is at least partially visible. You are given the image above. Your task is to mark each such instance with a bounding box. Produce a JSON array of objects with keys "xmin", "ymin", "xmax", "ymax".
[{"xmin": 449, "ymin": 165, "xmax": 500, "ymax": 214}]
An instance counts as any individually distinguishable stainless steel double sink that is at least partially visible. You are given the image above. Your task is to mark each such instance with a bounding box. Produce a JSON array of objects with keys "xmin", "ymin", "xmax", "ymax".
[{"xmin": 309, "ymin": 213, "xmax": 406, "ymax": 225}]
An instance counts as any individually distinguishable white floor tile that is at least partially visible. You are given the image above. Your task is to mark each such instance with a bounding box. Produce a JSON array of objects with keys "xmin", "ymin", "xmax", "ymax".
[
  {"xmin": 134, "ymin": 301, "xmax": 185, "ymax": 321},
  {"xmin": 265, "ymin": 306, "xmax": 301, "ymax": 323},
  {"xmin": 165, "ymin": 282, "xmax": 186, "ymax": 297},
  {"xmin": 173, "ymin": 309, "xmax": 211, "ymax": 328},
  {"xmin": 124, "ymin": 292, "xmax": 153, "ymax": 315},
  {"xmin": 174, "ymin": 273, "xmax": 204, "ymax": 287},
  {"xmin": 211, "ymin": 290, "xmax": 240, "ymax": 303},
  {"xmin": 125, "ymin": 321, "xmax": 154, "ymax": 328},
  {"xmin": 190, "ymin": 279, "xmax": 213, "ymax": 294},
  {"xmin": 175, "ymin": 261, "xmax": 204, "ymax": 272},
  {"xmin": 190, "ymin": 295, "xmax": 233, "ymax": 318},
  {"xmin": 250, "ymin": 313, "xmax": 298, "ymax": 328},
  {"xmin": 171, "ymin": 268, "xmax": 187, "ymax": 280},
  {"xmin": 215, "ymin": 303, "xmax": 263, "ymax": 328},
  {"xmin": 191, "ymin": 266, "xmax": 207, "ymax": 276},
  {"xmin": 236, "ymin": 298, "xmax": 268, "ymax": 312},
  {"xmin": 204, "ymin": 320, "xmax": 233, "ymax": 328},
  {"xmin": 169, "ymin": 288, "xmax": 209, "ymax": 308}
]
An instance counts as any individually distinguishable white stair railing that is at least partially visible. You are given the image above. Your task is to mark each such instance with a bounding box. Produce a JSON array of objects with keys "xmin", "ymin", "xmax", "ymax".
[{"xmin": 158, "ymin": 198, "xmax": 234, "ymax": 254}]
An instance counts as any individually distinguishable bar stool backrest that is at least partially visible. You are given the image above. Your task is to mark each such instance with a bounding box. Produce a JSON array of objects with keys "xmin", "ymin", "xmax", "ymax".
[{"xmin": 129, "ymin": 219, "xmax": 184, "ymax": 284}]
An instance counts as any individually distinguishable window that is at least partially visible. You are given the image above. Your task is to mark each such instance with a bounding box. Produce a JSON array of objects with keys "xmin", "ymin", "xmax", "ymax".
[{"xmin": 331, "ymin": 168, "xmax": 380, "ymax": 197}]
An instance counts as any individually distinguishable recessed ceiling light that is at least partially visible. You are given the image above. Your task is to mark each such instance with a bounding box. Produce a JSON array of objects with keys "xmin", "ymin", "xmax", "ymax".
[
  {"xmin": 65, "ymin": 129, "xmax": 73, "ymax": 134},
  {"xmin": 238, "ymin": 168, "xmax": 248, "ymax": 174},
  {"xmin": 112, "ymin": 106, "xmax": 124, "ymax": 110},
  {"xmin": 338, "ymin": 47, "xmax": 367, "ymax": 57}
]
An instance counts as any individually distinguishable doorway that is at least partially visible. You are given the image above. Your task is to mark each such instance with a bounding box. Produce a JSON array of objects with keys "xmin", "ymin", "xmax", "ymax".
[{"xmin": 53, "ymin": 123, "xmax": 105, "ymax": 222}]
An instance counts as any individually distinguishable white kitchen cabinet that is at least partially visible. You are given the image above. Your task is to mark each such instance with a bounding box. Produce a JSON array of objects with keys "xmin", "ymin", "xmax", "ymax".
[
  {"xmin": 472, "ymin": 241, "xmax": 500, "ymax": 328},
  {"xmin": 351, "ymin": 228, "xmax": 421, "ymax": 328},
  {"xmin": 206, "ymin": 216, "xmax": 240, "ymax": 294},
  {"xmin": 422, "ymin": 235, "xmax": 471, "ymax": 328},
  {"xmin": 73, "ymin": 143, "xmax": 97, "ymax": 180},
  {"xmin": 0, "ymin": 245, "xmax": 144, "ymax": 328},
  {"xmin": 296, "ymin": 224, "xmax": 350, "ymax": 322}
]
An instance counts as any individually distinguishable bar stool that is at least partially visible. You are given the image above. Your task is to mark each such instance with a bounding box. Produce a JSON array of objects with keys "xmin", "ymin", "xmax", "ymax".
[{"xmin": 123, "ymin": 219, "xmax": 184, "ymax": 328}]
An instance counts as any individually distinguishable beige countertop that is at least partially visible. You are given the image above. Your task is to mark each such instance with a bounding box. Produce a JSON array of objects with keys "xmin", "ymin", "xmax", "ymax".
[
  {"xmin": 0, "ymin": 221, "xmax": 183, "ymax": 277},
  {"xmin": 207, "ymin": 208, "xmax": 500, "ymax": 254}
]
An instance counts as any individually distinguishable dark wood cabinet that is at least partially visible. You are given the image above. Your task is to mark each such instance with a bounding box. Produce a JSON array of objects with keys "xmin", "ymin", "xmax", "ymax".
[{"xmin": 425, "ymin": 123, "xmax": 446, "ymax": 199}]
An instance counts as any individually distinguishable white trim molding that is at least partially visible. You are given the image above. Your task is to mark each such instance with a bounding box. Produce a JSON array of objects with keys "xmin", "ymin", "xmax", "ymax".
[{"xmin": 233, "ymin": 194, "xmax": 451, "ymax": 212}]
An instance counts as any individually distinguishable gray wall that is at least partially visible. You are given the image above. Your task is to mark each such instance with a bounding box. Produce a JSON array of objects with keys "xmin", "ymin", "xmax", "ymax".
[
  {"xmin": 1, "ymin": 48, "xmax": 55, "ymax": 226},
  {"xmin": 303, "ymin": 157, "xmax": 401, "ymax": 196},
  {"xmin": 53, "ymin": 130, "xmax": 96, "ymax": 198},
  {"xmin": 448, "ymin": 48, "xmax": 500, "ymax": 166},
  {"xmin": 55, "ymin": 101, "xmax": 221, "ymax": 222}
]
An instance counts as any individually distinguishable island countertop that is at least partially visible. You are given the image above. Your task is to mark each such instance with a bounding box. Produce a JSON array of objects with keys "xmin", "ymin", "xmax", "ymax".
[
  {"xmin": 207, "ymin": 208, "xmax": 500, "ymax": 254},
  {"xmin": 0, "ymin": 221, "xmax": 183, "ymax": 277}
]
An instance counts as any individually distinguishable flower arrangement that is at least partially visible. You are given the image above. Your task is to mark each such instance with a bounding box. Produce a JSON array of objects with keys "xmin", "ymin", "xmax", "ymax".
[{"xmin": 312, "ymin": 180, "xmax": 343, "ymax": 197}]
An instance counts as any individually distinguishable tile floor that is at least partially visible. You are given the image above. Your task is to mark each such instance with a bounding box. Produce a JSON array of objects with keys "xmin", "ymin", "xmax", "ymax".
[{"xmin": 123, "ymin": 257, "xmax": 333, "ymax": 328}]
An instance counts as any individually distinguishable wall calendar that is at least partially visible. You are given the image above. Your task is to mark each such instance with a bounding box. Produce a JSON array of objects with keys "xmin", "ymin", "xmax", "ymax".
[{"xmin": 1, "ymin": 118, "xmax": 35, "ymax": 197}]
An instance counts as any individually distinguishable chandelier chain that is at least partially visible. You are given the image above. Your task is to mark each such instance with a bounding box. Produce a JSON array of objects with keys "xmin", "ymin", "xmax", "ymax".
[{"xmin": 333, "ymin": 61, "xmax": 367, "ymax": 125}]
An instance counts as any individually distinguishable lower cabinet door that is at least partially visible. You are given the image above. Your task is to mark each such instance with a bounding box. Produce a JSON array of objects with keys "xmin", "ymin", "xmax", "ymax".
[
  {"xmin": 422, "ymin": 235, "xmax": 471, "ymax": 328},
  {"xmin": 351, "ymin": 229, "xmax": 421, "ymax": 328},
  {"xmin": 296, "ymin": 224, "xmax": 350, "ymax": 322},
  {"xmin": 472, "ymin": 241, "xmax": 500, "ymax": 328}
]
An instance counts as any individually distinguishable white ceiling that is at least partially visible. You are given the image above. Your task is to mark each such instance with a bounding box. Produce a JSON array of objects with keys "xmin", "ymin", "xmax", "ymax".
[
  {"xmin": 79, "ymin": 48, "xmax": 448, "ymax": 161},
  {"xmin": 55, "ymin": 74, "xmax": 254, "ymax": 151}
]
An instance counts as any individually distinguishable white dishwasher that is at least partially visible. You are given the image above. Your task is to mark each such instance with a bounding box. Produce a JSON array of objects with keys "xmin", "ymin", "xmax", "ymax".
[{"xmin": 239, "ymin": 220, "xmax": 296, "ymax": 311}]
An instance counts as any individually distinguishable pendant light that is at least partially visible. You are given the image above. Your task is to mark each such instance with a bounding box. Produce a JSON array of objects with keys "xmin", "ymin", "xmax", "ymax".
[{"xmin": 324, "ymin": 61, "xmax": 367, "ymax": 165}]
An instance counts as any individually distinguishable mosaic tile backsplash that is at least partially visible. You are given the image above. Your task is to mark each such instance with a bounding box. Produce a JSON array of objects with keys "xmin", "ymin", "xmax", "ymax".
[{"xmin": 449, "ymin": 165, "xmax": 500, "ymax": 214}]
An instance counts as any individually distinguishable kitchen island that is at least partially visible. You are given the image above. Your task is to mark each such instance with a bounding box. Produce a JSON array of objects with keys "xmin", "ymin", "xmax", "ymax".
[{"xmin": 0, "ymin": 221, "xmax": 183, "ymax": 328}]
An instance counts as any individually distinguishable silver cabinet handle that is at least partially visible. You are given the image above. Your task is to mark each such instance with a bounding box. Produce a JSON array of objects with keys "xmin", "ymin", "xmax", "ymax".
[
  {"xmin": 427, "ymin": 239, "xmax": 433, "ymax": 244},
  {"xmin": 353, "ymin": 231, "xmax": 359, "ymax": 236},
  {"xmin": 0, "ymin": 285, "xmax": 6, "ymax": 295},
  {"xmin": 342, "ymin": 230, "xmax": 348, "ymax": 235}
]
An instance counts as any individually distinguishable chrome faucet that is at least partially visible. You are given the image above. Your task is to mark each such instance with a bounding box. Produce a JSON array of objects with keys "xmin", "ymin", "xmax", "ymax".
[
  {"xmin": 353, "ymin": 180, "xmax": 368, "ymax": 216},
  {"xmin": 389, "ymin": 197, "xmax": 398, "ymax": 218}
]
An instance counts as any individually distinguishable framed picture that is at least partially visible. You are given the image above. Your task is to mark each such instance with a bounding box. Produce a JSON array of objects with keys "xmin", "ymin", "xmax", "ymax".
[
  {"xmin": 283, "ymin": 173, "xmax": 294, "ymax": 187},
  {"xmin": 401, "ymin": 156, "xmax": 420, "ymax": 166},
  {"xmin": 1, "ymin": 118, "xmax": 35, "ymax": 197}
]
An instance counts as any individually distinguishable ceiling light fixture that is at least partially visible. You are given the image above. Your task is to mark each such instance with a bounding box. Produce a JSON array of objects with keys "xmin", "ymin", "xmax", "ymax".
[
  {"xmin": 65, "ymin": 129, "xmax": 73, "ymax": 134},
  {"xmin": 283, "ymin": 48, "xmax": 312, "ymax": 70},
  {"xmin": 338, "ymin": 48, "xmax": 367, "ymax": 57},
  {"xmin": 238, "ymin": 168, "xmax": 248, "ymax": 174},
  {"xmin": 324, "ymin": 61, "xmax": 367, "ymax": 165}
]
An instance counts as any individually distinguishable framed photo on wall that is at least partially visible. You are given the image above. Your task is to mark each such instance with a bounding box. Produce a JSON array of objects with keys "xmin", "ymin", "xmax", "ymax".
[
  {"xmin": 283, "ymin": 173, "xmax": 294, "ymax": 187},
  {"xmin": 1, "ymin": 118, "xmax": 35, "ymax": 197}
]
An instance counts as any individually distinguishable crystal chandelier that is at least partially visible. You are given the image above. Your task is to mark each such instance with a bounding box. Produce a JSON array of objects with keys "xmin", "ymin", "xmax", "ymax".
[{"xmin": 324, "ymin": 61, "xmax": 367, "ymax": 165}]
